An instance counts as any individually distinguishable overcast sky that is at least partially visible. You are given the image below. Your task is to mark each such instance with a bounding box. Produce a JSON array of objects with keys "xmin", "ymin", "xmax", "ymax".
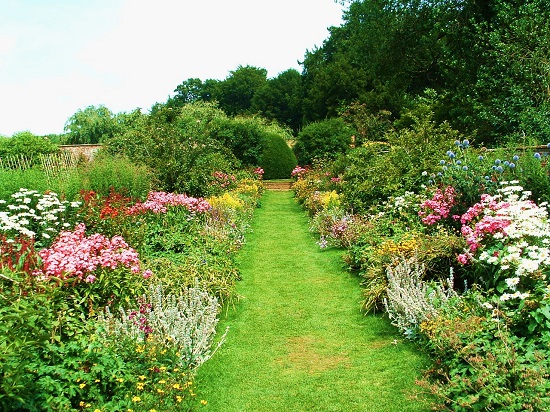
[{"xmin": 0, "ymin": 0, "xmax": 344, "ymax": 137}]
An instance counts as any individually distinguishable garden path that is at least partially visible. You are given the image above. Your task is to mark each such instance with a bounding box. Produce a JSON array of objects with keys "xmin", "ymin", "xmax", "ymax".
[{"xmin": 196, "ymin": 190, "xmax": 428, "ymax": 411}]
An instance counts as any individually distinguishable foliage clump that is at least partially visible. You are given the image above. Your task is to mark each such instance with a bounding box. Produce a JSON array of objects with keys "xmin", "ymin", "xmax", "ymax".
[
  {"xmin": 259, "ymin": 131, "xmax": 297, "ymax": 179},
  {"xmin": 293, "ymin": 118, "xmax": 355, "ymax": 165}
]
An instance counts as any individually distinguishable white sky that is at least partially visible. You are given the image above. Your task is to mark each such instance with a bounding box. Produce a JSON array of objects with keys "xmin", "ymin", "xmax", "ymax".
[{"xmin": 0, "ymin": 0, "xmax": 344, "ymax": 136}]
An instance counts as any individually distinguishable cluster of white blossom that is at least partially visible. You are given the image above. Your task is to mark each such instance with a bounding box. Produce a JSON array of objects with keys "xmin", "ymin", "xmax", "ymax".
[
  {"xmin": 0, "ymin": 188, "xmax": 80, "ymax": 245},
  {"xmin": 476, "ymin": 185, "xmax": 550, "ymax": 301}
]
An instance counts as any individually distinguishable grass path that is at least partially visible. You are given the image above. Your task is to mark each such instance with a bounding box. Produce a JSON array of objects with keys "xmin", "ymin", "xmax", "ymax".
[{"xmin": 197, "ymin": 191, "xmax": 429, "ymax": 411}]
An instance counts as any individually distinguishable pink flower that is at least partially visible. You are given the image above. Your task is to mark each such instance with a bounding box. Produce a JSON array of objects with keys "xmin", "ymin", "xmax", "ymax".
[
  {"xmin": 419, "ymin": 186, "xmax": 457, "ymax": 225},
  {"xmin": 142, "ymin": 269, "xmax": 153, "ymax": 279},
  {"xmin": 35, "ymin": 223, "xmax": 144, "ymax": 283},
  {"xmin": 457, "ymin": 253, "xmax": 472, "ymax": 265}
]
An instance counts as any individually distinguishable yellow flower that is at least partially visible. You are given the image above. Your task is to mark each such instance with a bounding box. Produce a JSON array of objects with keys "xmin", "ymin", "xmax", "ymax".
[
  {"xmin": 132, "ymin": 396, "xmax": 141, "ymax": 402},
  {"xmin": 201, "ymin": 400, "xmax": 208, "ymax": 405},
  {"xmin": 139, "ymin": 375, "xmax": 147, "ymax": 380},
  {"xmin": 176, "ymin": 396, "xmax": 182, "ymax": 403},
  {"xmin": 172, "ymin": 383, "xmax": 181, "ymax": 390},
  {"xmin": 79, "ymin": 401, "xmax": 85, "ymax": 407},
  {"xmin": 157, "ymin": 388, "xmax": 165, "ymax": 394},
  {"xmin": 150, "ymin": 410, "xmax": 157, "ymax": 412},
  {"xmin": 79, "ymin": 383, "xmax": 86, "ymax": 389},
  {"xmin": 117, "ymin": 378, "xmax": 124, "ymax": 383},
  {"xmin": 158, "ymin": 379, "xmax": 166, "ymax": 384},
  {"xmin": 95, "ymin": 379, "xmax": 101, "ymax": 383},
  {"xmin": 94, "ymin": 409, "xmax": 102, "ymax": 412}
]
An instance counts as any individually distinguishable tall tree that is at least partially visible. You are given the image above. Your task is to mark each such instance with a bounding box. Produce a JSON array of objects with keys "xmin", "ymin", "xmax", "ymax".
[
  {"xmin": 64, "ymin": 105, "xmax": 120, "ymax": 144},
  {"xmin": 251, "ymin": 69, "xmax": 304, "ymax": 132},
  {"xmin": 216, "ymin": 65, "xmax": 268, "ymax": 116}
]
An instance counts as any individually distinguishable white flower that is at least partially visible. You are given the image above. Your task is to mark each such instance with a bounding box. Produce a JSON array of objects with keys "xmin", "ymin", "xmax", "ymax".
[
  {"xmin": 505, "ymin": 277, "xmax": 520, "ymax": 290},
  {"xmin": 481, "ymin": 302, "xmax": 494, "ymax": 310}
]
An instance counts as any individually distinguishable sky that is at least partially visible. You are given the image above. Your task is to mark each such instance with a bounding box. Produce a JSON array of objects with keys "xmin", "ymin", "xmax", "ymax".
[{"xmin": 0, "ymin": 0, "xmax": 345, "ymax": 137}]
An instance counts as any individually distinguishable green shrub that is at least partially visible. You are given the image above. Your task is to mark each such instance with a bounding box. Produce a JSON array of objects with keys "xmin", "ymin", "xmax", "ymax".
[
  {"xmin": 0, "ymin": 131, "xmax": 59, "ymax": 163},
  {"xmin": 293, "ymin": 118, "xmax": 355, "ymax": 165},
  {"xmin": 78, "ymin": 153, "xmax": 153, "ymax": 199},
  {"xmin": 259, "ymin": 132, "xmax": 297, "ymax": 179}
]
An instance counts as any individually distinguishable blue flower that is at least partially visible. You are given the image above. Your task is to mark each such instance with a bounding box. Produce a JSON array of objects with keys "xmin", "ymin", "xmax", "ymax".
[
  {"xmin": 504, "ymin": 161, "xmax": 510, "ymax": 166},
  {"xmin": 447, "ymin": 151, "xmax": 456, "ymax": 159},
  {"xmin": 462, "ymin": 166, "xmax": 468, "ymax": 171},
  {"xmin": 535, "ymin": 152, "xmax": 542, "ymax": 159},
  {"xmin": 442, "ymin": 166, "xmax": 448, "ymax": 171},
  {"xmin": 478, "ymin": 155, "xmax": 484, "ymax": 161},
  {"xmin": 454, "ymin": 140, "xmax": 461, "ymax": 146},
  {"xmin": 437, "ymin": 172, "xmax": 443, "ymax": 177},
  {"xmin": 494, "ymin": 159, "xmax": 501, "ymax": 165},
  {"xmin": 547, "ymin": 143, "xmax": 550, "ymax": 149},
  {"xmin": 456, "ymin": 160, "xmax": 462, "ymax": 165},
  {"xmin": 513, "ymin": 155, "xmax": 519, "ymax": 161},
  {"xmin": 462, "ymin": 139, "xmax": 470, "ymax": 147},
  {"xmin": 439, "ymin": 160, "xmax": 446, "ymax": 165},
  {"xmin": 484, "ymin": 176, "xmax": 490, "ymax": 180},
  {"xmin": 509, "ymin": 162, "xmax": 516, "ymax": 168},
  {"xmin": 496, "ymin": 166, "xmax": 504, "ymax": 173}
]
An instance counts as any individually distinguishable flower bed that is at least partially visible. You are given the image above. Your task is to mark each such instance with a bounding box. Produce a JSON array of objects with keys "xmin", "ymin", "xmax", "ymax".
[
  {"xmin": 0, "ymin": 171, "xmax": 263, "ymax": 411},
  {"xmin": 293, "ymin": 142, "xmax": 550, "ymax": 410}
]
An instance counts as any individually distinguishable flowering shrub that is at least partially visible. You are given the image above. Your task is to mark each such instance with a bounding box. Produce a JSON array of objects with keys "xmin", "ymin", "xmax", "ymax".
[
  {"xmin": 127, "ymin": 191, "xmax": 211, "ymax": 215},
  {"xmin": 253, "ymin": 167, "xmax": 264, "ymax": 179},
  {"xmin": 291, "ymin": 165, "xmax": 307, "ymax": 179},
  {"xmin": 35, "ymin": 223, "xmax": 150, "ymax": 283},
  {"xmin": 212, "ymin": 171, "xmax": 237, "ymax": 190},
  {"xmin": 418, "ymin": 186, "xmax": 457, "ymax": 225},
  {"xmin": 457, "ymin": 184, "xmax": 550, "ymax": 291}
]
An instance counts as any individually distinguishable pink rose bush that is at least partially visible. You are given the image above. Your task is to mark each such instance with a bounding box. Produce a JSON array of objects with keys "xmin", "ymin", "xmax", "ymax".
[{"xmin": 34, "ymin": 223, "xmax": 152, "ymax": 283}]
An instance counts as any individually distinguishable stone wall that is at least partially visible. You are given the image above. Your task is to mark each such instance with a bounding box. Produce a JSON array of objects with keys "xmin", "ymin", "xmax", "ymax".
[{"xmin": 59, "ymin": 144, "xmax": 102, "ymax": 161}]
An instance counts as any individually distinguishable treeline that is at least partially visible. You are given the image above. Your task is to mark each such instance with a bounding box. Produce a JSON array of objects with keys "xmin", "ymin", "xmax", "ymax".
[
  {"xmin": 6, "ymin": 0, "xmax": 549, "ymax": 161},
  {"xmin": 164, "ymin": 0, "xmax": 550, "ymax": 146}
]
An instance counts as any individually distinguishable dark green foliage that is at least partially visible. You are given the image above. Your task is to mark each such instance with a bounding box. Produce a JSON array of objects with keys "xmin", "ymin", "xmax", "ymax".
[
  {"xmin": 213, "ymin": 116, "xmax": 264, "ymax": 166},
  {"xmin": 301, "ymin": 0, "xmax": 550, "ymax": 146},
  {"xmin": 105, "ymin": 102, "xmax": 240, "ymax": 197},
  {"xmin": 294, "ymin": 118, "xmax": 355, "ymax": 165},
  {"xmin": 216, "ymin": 65, "xmax": 268, "ymax": 116},
  {"xmin": 335, "ymin": 104, "xmax": 461, "ymax": 213},
  {"xmin": 251, "ymin": 69, "xmax": 304, "ymax": 133},
  {"xmin": 259, "ymin": 133, "xmax": 297, "ymax": 180}
]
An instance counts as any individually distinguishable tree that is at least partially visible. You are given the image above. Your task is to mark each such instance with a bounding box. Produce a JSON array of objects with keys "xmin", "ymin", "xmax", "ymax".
[
  {"xmin": 251, "ymin": 69, "xmax": 304, "ymax": 132},
  {"xmin": 64, "ymin": 105, "xmax": 120, "ymax": 144},
  {"xmin": 216, "ymin": 65, "xmax": 268, "ymax": 116}
]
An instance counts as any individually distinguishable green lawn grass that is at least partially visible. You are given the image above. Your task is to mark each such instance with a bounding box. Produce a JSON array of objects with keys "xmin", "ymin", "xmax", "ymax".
[{"xmin": 196, "ymin": 191, "xmax": 430, "ymax": 411}]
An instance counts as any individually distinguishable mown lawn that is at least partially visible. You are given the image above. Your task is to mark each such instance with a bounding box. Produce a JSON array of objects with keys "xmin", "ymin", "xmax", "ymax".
[{"xmin": 197, "ymin": 191, "xmax": 430, "ymax": 411}]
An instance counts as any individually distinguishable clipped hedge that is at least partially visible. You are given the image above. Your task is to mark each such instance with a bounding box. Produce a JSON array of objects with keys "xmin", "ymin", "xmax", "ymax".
[{"xmin": 259, "ymin": 132, "xmax": 297, "ymax": 179}]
